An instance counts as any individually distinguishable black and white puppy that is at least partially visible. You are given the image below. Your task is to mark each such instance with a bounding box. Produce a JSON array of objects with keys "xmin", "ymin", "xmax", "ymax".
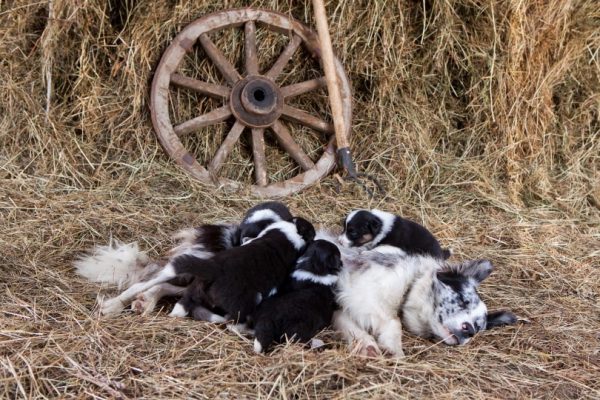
[
  {"xmin": 340, "ymin": 209, "xmax": 451, "ymax": 260},
  {"xmin": 90, "ymin": 201, "xmax": 295, "ymax": 316},
  {"xmin": 128, "ymin": 217, "xmax": 316, "ymax": 324},
  {"xmin": 237, "ymin": 201, "xmax": 293, "ymax": 245},
  {"xmin": 252, "ymin": 240, "xmax": 342, "ymax": 353}
]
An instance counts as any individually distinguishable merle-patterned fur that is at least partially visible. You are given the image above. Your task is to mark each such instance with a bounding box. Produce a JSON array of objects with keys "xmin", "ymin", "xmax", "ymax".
[
  {"xmin": 341, "ymin": 209, "xmax": 451, "ymax": 259},
  {"xmin": 174, "ymin": 218, "xmax": 316, "ymax": 323},
  {"xmin": 252, "ymin": 240, "xmax": 342, "ymax": 353},
  {"xmin": 430, "ymin": 259, "xmax": 516, "ymax": 345}
]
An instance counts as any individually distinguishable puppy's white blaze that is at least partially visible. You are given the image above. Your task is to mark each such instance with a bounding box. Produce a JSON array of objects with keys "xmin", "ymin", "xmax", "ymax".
[
  {"xmin": 169, "ymin": 303, "xmax": 188, "ymax": 318},
  {"xmin": 291, "ymin": 270, "xmax": 338, "ymax": 286},
  {"xmin": 256, "ymin": 220, "xmax": 305, "ymax": 250},
  {"xmin": 253, "ymin": 339, "xmax": 263, "ymax": 353},
  {"xmin": 338, "ymin": 234, "xmax": 352, "ymax": 248},
  {"xmin": 245, "ymin": 209, "xmax": 282, "ymax": 224},
  {"xmin": 268, "ymin": 287, "xmax": 278, "ymax": 297},
  {"xmin": 369, "ymin": 209, "xmax": 397, "ymax": 248}
]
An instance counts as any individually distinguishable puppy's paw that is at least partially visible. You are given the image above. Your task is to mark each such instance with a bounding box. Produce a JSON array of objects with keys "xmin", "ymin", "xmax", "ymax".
[
  {"xmin": 168, "ymin": 303, "xmax": 188, "ymax": 318},
  {"xmin": 253, "ymin": 339, "xmax": 264, "ymax": 354},
  {"xmin": 310, "ymin": 338, "xmax": 325, "ymax": 349}
]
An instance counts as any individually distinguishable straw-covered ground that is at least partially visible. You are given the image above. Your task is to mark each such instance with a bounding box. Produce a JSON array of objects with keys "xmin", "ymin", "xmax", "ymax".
[{"xmin": 1, "ymin": 0, "xmax": 598, "ymax": 398}]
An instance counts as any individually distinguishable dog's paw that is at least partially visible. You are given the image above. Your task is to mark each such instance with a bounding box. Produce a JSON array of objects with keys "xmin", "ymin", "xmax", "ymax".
[
  {"xmin": 168, "ymin": 303, "xmax": 188, "ymax": 318},
  {"xmin": 131, "ymin": 293, "xmax": 157, "ymax": 315},
  {"xmin": 352, "ymin": 340, "xmax": 381, "ymax": 358},
  {"xmin": 99, "ymin": 297, "xmax": 125, "ymax": 316},
  {"xmin": 310, "ymin": 338, "xmax": 326, "ymax": 349}
]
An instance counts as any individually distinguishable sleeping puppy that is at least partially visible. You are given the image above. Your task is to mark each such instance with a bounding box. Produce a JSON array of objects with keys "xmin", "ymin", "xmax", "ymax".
[
  {"xmin": 126, "ymin": 217, "xmax": 316, "ymax": 324},
  {"xmin": 252, "ymin": 240, "xmax": 342, "ymax": 353},
  {"xmin": 340, "ymin": 209, "xmax": 451, "ymax": 259},
  {"xmin": 237, "ymin": 201, "xmax": 293, "ymax": 245}
]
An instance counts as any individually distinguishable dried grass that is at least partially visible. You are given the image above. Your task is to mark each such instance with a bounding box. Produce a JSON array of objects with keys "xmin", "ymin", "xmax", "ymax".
[{"xmin": 1, "ymin": 0, "xmax": 599, "ymax": 398}]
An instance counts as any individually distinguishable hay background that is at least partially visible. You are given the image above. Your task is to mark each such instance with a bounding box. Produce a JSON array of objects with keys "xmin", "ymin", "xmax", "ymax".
[{"xmin": 1, "ymin": 0, "xmax": 598, "ymax": 398}]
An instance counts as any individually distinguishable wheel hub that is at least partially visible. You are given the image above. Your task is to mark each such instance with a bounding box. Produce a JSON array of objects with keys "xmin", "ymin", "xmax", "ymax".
[{"xmin": 230, "ymin": 75, "xmax": 283, "ymax": 128}]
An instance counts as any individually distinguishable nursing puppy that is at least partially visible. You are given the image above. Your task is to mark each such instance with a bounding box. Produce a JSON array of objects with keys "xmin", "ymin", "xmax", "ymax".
[
  {"xmin": 317, "ymin": 231, "xmax": 517, "ymax": 357},
  {"xmin": 237, "ymin": 201, "xmax": 293, "ymax": 245},
  {"xmin": 252, "ymin": 240, "xmax": 342, "ymax": 353},
  {"xmin": 80, "ymin": 201, "xmax": 295, "ymax": 316},
  {"xmin": 132, "ymin": 217, "xmax": 316, "ymax": 323},
  {"xmin": 340, "ymin": 209, "xmax": 451, "ymax": 259}
]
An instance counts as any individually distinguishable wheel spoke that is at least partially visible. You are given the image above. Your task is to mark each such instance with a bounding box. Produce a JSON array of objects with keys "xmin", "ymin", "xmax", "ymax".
[
  {"xmin": 173, "ymin": 105, "xmax": 232, "ymax": 136},
  {"xmin": 281, "ymin": 105, "xmax": 334, "ymax": 134},
  {"xmin": 244, "ymin": 21, "xmax": 259, "ymax": 75},
  {"xmin": 271, "ymin": 120, "xmax": 315, "ymax": 171},
  {"xmin": 251, "ymin": 128, "xmax": 268, "ymax": 186},
  {"xmin": 171, "ymin": 73, "xmax": 230, "ymax": 99},
  {"xmin": 265, "ymin": 34, "xmax": 302, "ymax": 80},
  {"xmin": 280, "ymin": 77, "xmax": 327, "ymax": 98},
  {"xmin": 199, "ymin": 33, "xmax": 242, "ymax": 85},
  {"xmin": 208, "ymin": 121, "xmax": 245, "ymax": 174}
]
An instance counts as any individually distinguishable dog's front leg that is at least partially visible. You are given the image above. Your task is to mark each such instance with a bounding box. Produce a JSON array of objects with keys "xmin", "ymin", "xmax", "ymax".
[
  {"xmin": 373, "ymin": 316, "xmax": 404, "ymax": 357},
  {"xmin": 132, "ymin": 283, "xmax": 186, "ymax": 315},
  {"xmin": 332, "ymin": 310, "xmax": 381, "ymax": 357},
  {"xmin": 100, "ymin": 264, "xmax": 177, "ymax": 316}
]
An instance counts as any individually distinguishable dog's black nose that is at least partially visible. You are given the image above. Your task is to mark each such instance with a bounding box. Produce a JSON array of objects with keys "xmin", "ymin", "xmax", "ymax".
[{"xmin": 461, "ymin": 322, "xmax": 475, "ymax": 337}]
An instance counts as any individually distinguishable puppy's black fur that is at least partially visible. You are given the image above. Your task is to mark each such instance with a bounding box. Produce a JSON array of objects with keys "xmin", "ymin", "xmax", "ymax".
[
  {"xmin": 342, "ymin": 210, "xmax": 451, "ymax": 259},
  {"xmin": 252, "ymin": 240, "xmax": 342, "ymax": 353},
  {"xmin": 237, "ymin": 201, "xmax": 293, "ymax": 245},
  {"xmin": 174, "ymin": 218, "xmax": 315, "ymax": 323}
]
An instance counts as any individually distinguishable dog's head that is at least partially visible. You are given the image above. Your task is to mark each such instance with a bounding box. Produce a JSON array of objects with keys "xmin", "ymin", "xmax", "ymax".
[
  {"xmin": 431, "ymin": 259, "xmax": 517, "ymax": 345},
  {"xmin": 296, "ymin": 240, "xmax": 343, "ymax": 277},
  {"xmin": 339, "ymin": 210, "xmax": 385, "ymax": 248},
  {"xmin": 238, "ymin": 201, "xmax": 293, "ymax": 245}
]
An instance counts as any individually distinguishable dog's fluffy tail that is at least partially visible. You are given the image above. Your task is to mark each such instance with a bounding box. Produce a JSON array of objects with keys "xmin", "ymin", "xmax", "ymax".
[{"xmin": 74, "ymin": 241, "xmax": 153, "ymax": 288}]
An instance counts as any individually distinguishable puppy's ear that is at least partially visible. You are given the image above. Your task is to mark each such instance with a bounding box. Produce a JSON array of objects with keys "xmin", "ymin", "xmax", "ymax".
[
  {"xmin": 366, "ymin": 216, "xmax": 382, "ymax": 235},
  {"xmin": 293, "ymin": 217, "xmax": 316, "ymax": 243},
  {"xmin": 486, "ymin": 310, "xmax": 518, "ymax": 329},
  {"xmin": 458, "ymin": 259, "xmax": 494, "ymax": 285}
]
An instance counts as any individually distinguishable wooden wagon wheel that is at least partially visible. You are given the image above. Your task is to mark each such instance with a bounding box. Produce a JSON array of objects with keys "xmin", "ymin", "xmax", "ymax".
[{"xmin": 150, "ymin": 8, "xmax": 352, "ymax": 197}]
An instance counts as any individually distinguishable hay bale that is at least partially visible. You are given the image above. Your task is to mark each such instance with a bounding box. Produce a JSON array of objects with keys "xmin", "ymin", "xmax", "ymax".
[{"xmin": 1, "ymin": 0, "xmax": 598, "ymax": 398}]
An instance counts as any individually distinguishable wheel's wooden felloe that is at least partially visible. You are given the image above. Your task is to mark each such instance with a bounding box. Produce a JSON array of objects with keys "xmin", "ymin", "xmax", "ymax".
[{"xmin": 150, "ymin": 8, "xmax": 352, "ymax": 197}]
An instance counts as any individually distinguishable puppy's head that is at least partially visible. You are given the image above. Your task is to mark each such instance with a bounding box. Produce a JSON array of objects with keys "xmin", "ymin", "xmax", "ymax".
[
  {"xmin": 431, "ymin": 259, "xmax": 517, "ymax": 345},
  {"xmin": 296, "ymin": 240, "xmax": 342, "ymax": 276},
  {"xmin": 339, "ymin": 210, "xmax": 382, "ymax": 248},
  {"xmin": 291, "ymin": 217, "xmax": 316, "ymax": 245},
  {"xmin": 238, "ymin": 202, "xmax": 293, "ymax": 244}
]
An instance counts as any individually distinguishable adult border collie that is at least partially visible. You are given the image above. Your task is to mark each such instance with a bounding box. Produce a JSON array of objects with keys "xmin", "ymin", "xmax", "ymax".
[
  {"xmin": 74, "ymin": 202, "xmax": 293, "ymax": 316},
  {"xmin": 317, "ymin": 230, "xmax": 517, "ymax": 357},
  {"xmin": 339, "ymin": 209, "xmax": 452, "ymax": 260}
]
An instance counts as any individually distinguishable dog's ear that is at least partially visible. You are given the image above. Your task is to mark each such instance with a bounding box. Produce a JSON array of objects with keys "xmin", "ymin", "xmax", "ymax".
[
  {"xmin": 366, "ymin": 216, "xmax": 382, "ymax": 235},
  {"xmin": 458, "ymin": 259, "xmax": 494, "ymax": 285},
  {"xmin": 486, "ymin": 310, "xmax": 518, "ymax": 329},
  {"xmin": 293, "ymin": 217, "xmax": 316, "ymax": 243}
]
